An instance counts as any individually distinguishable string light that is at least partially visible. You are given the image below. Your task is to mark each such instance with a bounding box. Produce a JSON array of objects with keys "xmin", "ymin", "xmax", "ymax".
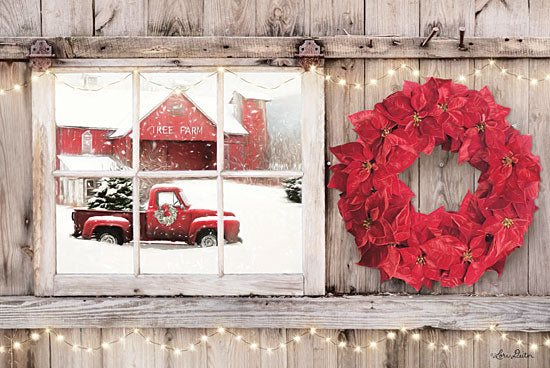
[
  {"xmin": 0, "ymin": 325, "xmax": 547, "ymax": 357},
  {"xmin": 2, "ymin": 60, "xmax": 550, "ymax": 98}
]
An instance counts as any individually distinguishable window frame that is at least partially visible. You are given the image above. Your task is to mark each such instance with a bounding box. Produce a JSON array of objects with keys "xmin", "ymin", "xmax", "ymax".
[{"xmin": 32, "ymin": 60, "xmax": 325, "ymax": 296}]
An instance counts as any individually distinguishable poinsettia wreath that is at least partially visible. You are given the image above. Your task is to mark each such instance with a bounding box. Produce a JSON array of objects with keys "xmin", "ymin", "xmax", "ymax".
[{"xmin": 328, "ymin": 78, "xmax": 541, "ymax": 290}]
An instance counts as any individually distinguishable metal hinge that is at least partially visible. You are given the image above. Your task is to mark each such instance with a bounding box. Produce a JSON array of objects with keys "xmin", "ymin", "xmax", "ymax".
[
  {"xmin": 296, "ymin": 39, "xmax": 324, "ymax": 71},
  {"xmin": 27, "ymin": 40, "xmax": 55, "ymax": 72}
]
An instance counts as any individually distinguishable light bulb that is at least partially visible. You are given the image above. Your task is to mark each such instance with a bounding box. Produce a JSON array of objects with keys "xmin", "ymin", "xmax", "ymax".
[
  {"xmin": 201, "ymin": 335, "xmax": 208, "ymax": 342},
  {"xmin": 13, "ymin": 84, "xmax": 21, "ymax": 91},
  {"xmin": 338, "ymin": 341, "xmax": 346, "ymax": 348},
  {"xmin": 412, "ymin": 333, "xmax": 420, "ymax": 341},
  {"xmin": 530, "ymin": 343, "xmax": 538, "ymax": 351},
  {"xmin": 251, "ymin": 343, "xmax": 258, "ymax": 350},
  {"xmin": 354, "ymin": 83, "xmax": 362, "ymax": 89},
  {"xmin": 31, "ymin": 333, "xmax": 40, "ymax": 341},
  {"xmin": 489, "ymin": 59, "xmax": 495, "ymax": 65},
  {"xmin": 387, "ymin": 332, "xmax": 396, "ymax": 339},
  {"xmin": 474, "ymin": 333, "xmax": 481, "ymax": 341},
  {"xmin": 102, "ymin": 342, "xmax": 109, "ymax": 349},
  {"xmin": 280, "ymin": 343, "xmax": 286, "ymax": 349},
  {"xmin": 217, "ymin": 67, "xmax": 224, "ymax": 73},
  {"xmin": 531, "ymin": 79, "xmax": 538, "ymax": 85},
  {"xmin": 294, "ymin": 336, "xmax": 301, "ymax": 342},
  {"xmin": 370, "ymin": 79, "xmax": 377, "ymax": 85},
  {"xmin": 175, "ymin": 348, "xmax": 181, "ymax": 355},
  {"xmin": 338, "ymin": 79, "xmax": 346, "ymax": 86},
  {"xmin": 57, "ymin": 335, "xmax": 64, "ymax": 342},
  {"xmin": 412, "ymin": 70, "xmax": 420, "ymax": 76},
  {"xmin": 516, "ymin": 340, "xmax": 523, "ymax": 346},
  {"xmin": 388, "ymin": 69, "xmax": 395, "ymax": 75},
  {"xmin": 235, "ymin": 335, "xmax": 242, "ymax": 341},
  {"xmin": 87, "ymin": 348, "xmax": 92, "ymax": 353},
  {"xmin": 354, "ymin": 346, "xmax": 361, "ymax": 352},
  {"xmin": 217, "ymin": 327, "xmax": 225, "ymax": 334},
  {"xmin": 443, "ymin": 345, "xmax": 449, "ymax": 351},
  {"xmin": 458, "ymin": 339, "xmax": 466, "ymax": 347},
  {"xmin": 310, "ymin": 328, "xmax": 316, "ymax": 334},
  {"xmin": 160, "ymin": 344, "xmax": 166, "ymax": 350},
  {"xmin": 428, "ymin": 342, "xmax": 435, "ymax": 349},
  {"xmin": 13, "ymin": 342, "xmax": 21, "ymax": 349},
  {"xmin": 369, "ymin": 341, "xmax": 377, "ymax": 348}
]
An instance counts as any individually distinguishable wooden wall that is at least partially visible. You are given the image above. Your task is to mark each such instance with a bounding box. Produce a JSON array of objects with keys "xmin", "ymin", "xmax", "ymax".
[{"xmin": 0, "ymin": 0, "xmax": 549, "ymax": 367}]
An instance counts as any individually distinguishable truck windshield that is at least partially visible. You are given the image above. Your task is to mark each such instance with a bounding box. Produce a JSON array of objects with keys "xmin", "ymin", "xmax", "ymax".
[{"xmin": 179, "ymin": 190, "xmax": 190, "ymax": 207}]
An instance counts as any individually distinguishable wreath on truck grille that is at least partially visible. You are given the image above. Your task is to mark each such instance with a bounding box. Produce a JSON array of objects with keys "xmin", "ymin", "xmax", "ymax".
[{"xmin": 328, "ymin": 78, "xmax": 541, "ymax": 290}]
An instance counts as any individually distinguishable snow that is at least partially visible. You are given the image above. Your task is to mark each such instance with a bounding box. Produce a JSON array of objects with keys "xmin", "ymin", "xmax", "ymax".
[
  {"xmin": 58, "ymin": 155, "xmax": 129, "ymax": 171},
  {"xmin": 192, "ymin": 216, "xmax": 238, "ymax": 223},
  {"xmin": 56, "ymin": 179, "xmax": 302, "ymax": 274},
  {"xmin": 87, "ymin": 216, "xmax": 130, "ymax": 224}
]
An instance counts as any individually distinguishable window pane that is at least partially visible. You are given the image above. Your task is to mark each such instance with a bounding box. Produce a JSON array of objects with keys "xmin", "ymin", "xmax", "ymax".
[
  {"xmin": 139, "ymin": 178, "xmax": 219, "ymax": 274},
  {"xmin": 56, "ymin": 176, "xmax": 134, "ymax": 274},
  {"xmin": 223, "ymin": 177, "xmax": 303, "ymax": 274},
  {"xmin": 223, "ymin": 71, "xmax": 302, "ymax": 171},
  {"xmin": 55, "ymin": 73, "xmax": 133, "ymax": 171},
  {"xmin": 139, "ymin": 72, "xmax": 218, "ymax": 171}
]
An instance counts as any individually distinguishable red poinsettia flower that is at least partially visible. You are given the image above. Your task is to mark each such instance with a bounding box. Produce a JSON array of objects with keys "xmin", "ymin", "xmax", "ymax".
[
  {"xmin": 485, "ymin": 134, "xmax": 541, "ymax": 203},
  {"xmin": 357, "ymin": 244, "xmax": 400, "ymax": 282},
  {"xmin": 375, "ymin": 79, "xmax": 444, "ymax": 154},
  {"xmin": 349, "ymin": 110, "xmax": 418, "ymax": 173}
]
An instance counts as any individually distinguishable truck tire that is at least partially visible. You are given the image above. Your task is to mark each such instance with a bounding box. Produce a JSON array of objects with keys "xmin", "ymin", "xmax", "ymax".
[
  {"xmin": 96, "ymin": 227, "xmax": 124, "ymax": 245},
  {"xmin": 196, "ymin": 229, "xmax": 217, "ymax": 247}
]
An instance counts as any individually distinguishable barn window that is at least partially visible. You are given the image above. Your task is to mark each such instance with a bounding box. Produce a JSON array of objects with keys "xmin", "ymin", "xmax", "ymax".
[
  {"xmin": 33, "ymin": 63, "xmax": 324, "ymax": 296},
  {"xmin": 81, "ymin": 130, "xmax": 93, "ymax": 153}
]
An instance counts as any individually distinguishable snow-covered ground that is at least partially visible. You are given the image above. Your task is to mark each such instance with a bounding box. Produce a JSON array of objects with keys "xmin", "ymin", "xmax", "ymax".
[{"xmin": 56, "ymin": 179, "xmax": 302, "ymax": 274}]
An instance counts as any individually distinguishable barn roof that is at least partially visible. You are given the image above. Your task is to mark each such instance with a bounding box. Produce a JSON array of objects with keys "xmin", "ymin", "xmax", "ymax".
[
  {"xmin": 56, "ymin": 87, "xmax": 248, "ymax": 137},
  {"xmin": 57, "ymin": 155, "xmax": 130, "ymax": 171}
]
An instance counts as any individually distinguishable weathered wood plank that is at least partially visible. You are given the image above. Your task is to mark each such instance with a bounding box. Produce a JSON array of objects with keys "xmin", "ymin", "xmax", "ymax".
[
  {"xmin": 360, "ymin": 58, "xmax": 420, "ymax": 294},
  {"xmin": 0, "ymin": 329, "xmax": 50, "ymax": 368},
  {"xmin": 365, "ymin": 0, "xmax": 420, "ymax": 36},
  {"xmin": 203, "ymin": 0, "xmax": 256, "ymax": 36},
  {"xmin": 473, "ymin": 59, "xmax": 529, "ymax": 295},
  {"xmin": 417, "ymin": 59, "xmax": 476, "ymax": 295},
  {"xmin": 474, "ymin": 0, "xmax": 528, "ymax": 37},
  {"xmin": 41, "ymin": 0, "xmax": 94, "ymax": 36},
  {"xmin": 325, "ymin": 59, "xmax": 365, "ymax": 295},
  {"xmin": 94, "ymin": 0, "xmax": 147, "ymax": 36},
  {"xmin": 310, "ymin": 0, "xmax": 363, "ymax": 36},
  {"xmin": 420, "ymin": 0, "xmax": 474, "ymax": 38},
  {"xmin": 0, "ymin": 296, "xmax": 549, "ymax": 330},
  {"xmin": 5, "ymin": 36, "xmax": 550, "ymax": 60},
  {"xmin": 50, "ymin": 328, "xmax": 101, "ymax": 368},
  {"xmin": 256, "ymin": 0, "xmax": 305, "ymax": 36},
  {"xmin": 147, "ymin": 0, "xmax": 203, "ymax": 36},
  {"xmin": 528, "ymin": 59, "xmax": 550, "ymax": 296},
  {"xmin": 0, "ymin": 62, "xmax": 34, "ymax": 296},
  {"xmin": 0, "ymin": 0, "xmax": 40, "ymax": 36}
]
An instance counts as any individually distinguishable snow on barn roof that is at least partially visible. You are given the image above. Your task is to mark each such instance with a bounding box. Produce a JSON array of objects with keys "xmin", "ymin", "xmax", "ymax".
[
  {"xmin": 58, "ymin": 155, "xmax": 130, "ymax": 171},
  {"xmin": 229, "ymin": 89, "xmax": 272, "ymax": 102},
  {"xmin": 56, "ymin": 86, "xmax": 248, "ymax": 136}
]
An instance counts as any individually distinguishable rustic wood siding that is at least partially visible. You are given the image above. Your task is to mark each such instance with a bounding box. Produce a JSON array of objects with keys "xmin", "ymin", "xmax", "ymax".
[{"xmin": 0, "ymin": 0, "xmax": 549, "ymax": 367}]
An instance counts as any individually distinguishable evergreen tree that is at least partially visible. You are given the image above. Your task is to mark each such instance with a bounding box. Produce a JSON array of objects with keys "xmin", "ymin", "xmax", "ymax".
[
  {"xmin": 87, "ymin": 177, "xmax": 133, "ymax": 211},
  {"xmin": 282, "ymin": 177, "xmax": 302, "ymax": 203}
]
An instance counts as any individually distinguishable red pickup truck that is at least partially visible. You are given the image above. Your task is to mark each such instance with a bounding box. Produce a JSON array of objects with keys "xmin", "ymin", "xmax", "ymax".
[{"xmin": 72, "ymin": 184, "xmax": 240, "ymax": 247}]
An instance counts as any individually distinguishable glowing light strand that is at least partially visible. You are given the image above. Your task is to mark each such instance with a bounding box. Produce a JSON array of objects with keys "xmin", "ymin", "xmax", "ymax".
[
  {"xmin": 0, "ymin": 60, "xmax": 549, "ymax": 97},
  {"xmin": 1, "ymin": 325, "xmax": 548, "ymax": 357}
]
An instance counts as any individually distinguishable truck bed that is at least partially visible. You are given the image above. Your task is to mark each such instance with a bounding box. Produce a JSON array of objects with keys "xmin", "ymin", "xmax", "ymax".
[{"xmin": 72, "ymin": 208, "xmax": 146, "ymax": 239}]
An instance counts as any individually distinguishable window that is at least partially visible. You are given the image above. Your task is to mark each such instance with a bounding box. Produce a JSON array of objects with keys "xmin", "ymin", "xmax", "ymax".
[
  {"xmin": 33, "ymin": 61, "xmax": 324, "ymax": 296},
  {"xmin": 81, "ymin": 130, "xmax": 92, "ymax": 153}
]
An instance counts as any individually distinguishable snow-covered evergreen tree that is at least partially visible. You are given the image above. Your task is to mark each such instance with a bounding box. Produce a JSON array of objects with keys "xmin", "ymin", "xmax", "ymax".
[
  {"xmin": 282, "ymin": 177, "xmax": 302, "ymax": 203},
  {"xmin": 87, "ymin": 177, "xmax": 133, "ymax": 211}
]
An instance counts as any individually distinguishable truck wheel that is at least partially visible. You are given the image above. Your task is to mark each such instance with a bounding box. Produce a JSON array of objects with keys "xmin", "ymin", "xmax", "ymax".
[
  {"xmin": 96, "ymin": 228, "xmax": 124, "ymax": 245},
  {"xmin": 197, "ymin": 230, "xmax": 217, "ymax": 247}
]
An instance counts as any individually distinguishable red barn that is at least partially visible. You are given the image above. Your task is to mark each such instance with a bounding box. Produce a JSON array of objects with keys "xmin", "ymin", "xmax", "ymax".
[{"xmin": 56, "ymin": 88, "xmax": 271, "ymax": 204}]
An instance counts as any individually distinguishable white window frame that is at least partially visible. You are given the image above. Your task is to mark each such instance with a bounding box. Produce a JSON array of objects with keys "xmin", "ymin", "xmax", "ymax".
[{"xmin": 32, "ymin": 60, "xmax": 325, "ymax": 296}]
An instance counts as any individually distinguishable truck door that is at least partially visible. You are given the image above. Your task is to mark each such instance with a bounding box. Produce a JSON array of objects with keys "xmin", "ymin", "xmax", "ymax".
[{"xmin": 147, "ymin": 190, "xmax": 190, "ymax": 241}]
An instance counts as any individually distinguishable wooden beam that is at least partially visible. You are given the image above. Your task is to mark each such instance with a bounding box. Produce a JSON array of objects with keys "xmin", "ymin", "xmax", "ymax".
[
  {"xmin": 0, "ymin": 296, "xmax": 548, "ymax": 331},
  {"xmin": 2, "ymin": 36, "xmax": 550, "ymax": 60}
]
